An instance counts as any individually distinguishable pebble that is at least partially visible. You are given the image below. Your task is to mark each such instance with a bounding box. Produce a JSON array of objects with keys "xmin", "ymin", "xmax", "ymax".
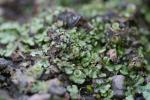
[
  {"xmin": 28, "ymin": 94, "xmax": 50, "ymax": 100},
  {"xmin": 0, "ymin": 58, "xmax": 14, "ymax": 69},
  {"xmin": 11, "ymin": 69, "xmax": 35, "ymax": 90},
  {"xmin": 57, "ymin": 11, "xmax": 92, "ymax": 31},
  {"xmin": 81, "ymin": 95, "xmax": 96, "ymax": 100},
  {"xmin": 48, "ymin": 78, "xmax": 66, "ymax": 96},
  {"xmin": 0, "ymin": 90, "xmax": 12, "ymax": 100},
  {"xmin": 0, "ymin": 75, "xmax": 6, "ymax": 82},
  {"xmin": 58, "ymin": 11, "xmax": 81, "ymax": 28},
  {"xmin": 112, "ymin": 75, "xmax": 125, "ymax": 98}
]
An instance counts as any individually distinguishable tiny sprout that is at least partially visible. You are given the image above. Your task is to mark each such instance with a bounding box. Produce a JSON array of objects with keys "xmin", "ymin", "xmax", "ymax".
[
  {"xmin": 126, "ymin": 4, "xmax": 136, "ymax": 14},
  {"xmin": 112, "ymin": 22, "xmax": 120, "ymax": 30},
  {"xmin": 111, "ymin": 35, "xmax": 121, "ymax": 44},
  {"xmin": 74, "ymin": 69, "xmax": 82, "ymax": 77}
]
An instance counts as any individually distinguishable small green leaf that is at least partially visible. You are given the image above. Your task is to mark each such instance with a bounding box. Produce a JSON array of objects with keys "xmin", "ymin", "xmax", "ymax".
[{"xmin": 67, "ymin": 85, "xmax": 79, "ymax": 99}]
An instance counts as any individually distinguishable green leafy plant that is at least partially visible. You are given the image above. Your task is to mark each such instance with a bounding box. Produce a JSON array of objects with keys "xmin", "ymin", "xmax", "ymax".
[
  {"xmin": 31, "ymin": 81, "xmax": 48, "ymax": 93},
  {"xmin": 67, "ymin": 85, "xmax": 79, "ymax": 99}
]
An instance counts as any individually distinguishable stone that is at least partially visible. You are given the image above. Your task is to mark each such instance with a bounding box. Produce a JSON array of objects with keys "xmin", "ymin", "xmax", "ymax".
[
  {"xmin": 48, "ymin": 78, "xmax": 66, "ymax": 96},
  {"xmin": 28, "ymin": 94, "xmax": 50, "ymax": 100},
  {"xmin": 112, "ymin": 75, "xmax": 125, "ymax": 98}
]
